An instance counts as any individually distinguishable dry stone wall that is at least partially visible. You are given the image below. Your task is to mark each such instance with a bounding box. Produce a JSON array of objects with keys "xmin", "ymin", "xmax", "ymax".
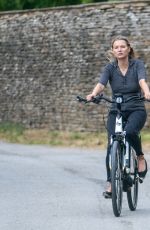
[{"xmin": 0, "ymin": 1, "xmax": 150, "ymax": 131}]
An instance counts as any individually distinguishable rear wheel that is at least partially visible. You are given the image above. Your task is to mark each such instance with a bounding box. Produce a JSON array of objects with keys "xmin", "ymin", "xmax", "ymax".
[
  {"xmin": 111, "ymin": 141, "xmax": 123, "ymax": 217},
  {"xmin": 127, "ymin": 147, "xmax": 138, "ymax": 211}
]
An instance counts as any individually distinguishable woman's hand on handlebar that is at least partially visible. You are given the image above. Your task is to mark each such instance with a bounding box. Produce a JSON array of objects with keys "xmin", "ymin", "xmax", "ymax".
[
  {"xmin": 139, "ymin": 79, "xmax": 150, "ymax": 100},
  {"xmin": 86, "ymin": 83, "xmax": 105, "ymax": 101},
  {"xmin": 144, "ymin": 92, "xmax": 150, "ymax": 100},
  {"xmin": 86, "ymin": 93, "xmax": 96, "ymax": 101}
]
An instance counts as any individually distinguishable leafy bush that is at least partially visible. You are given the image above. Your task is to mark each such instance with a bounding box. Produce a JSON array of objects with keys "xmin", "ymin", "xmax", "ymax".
[{"xmin": 0, "ymin": 0, "xmax": 110, "ymax": 11}]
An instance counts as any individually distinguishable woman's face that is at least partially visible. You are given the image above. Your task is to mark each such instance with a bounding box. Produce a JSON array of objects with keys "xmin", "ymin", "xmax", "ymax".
[{"xmin": 112, "ymin": 39, "xmax": 130, "ymax": 60}]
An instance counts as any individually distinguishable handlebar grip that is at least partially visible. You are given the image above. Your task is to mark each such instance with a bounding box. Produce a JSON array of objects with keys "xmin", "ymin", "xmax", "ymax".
[
  {"xmin": 76, "ymin": 94, "xmax": 105, "ymax": 104},
  {"xmin": 76, "ymin": 96, "xmax": 87, "ymax": 103}
]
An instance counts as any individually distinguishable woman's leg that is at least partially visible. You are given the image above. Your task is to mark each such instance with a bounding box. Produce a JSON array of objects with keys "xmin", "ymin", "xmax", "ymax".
[
  {"xmin": 106, "ymin": 111, "xmax": 116, "ymax": 181},
  {"xmin": 106, "ymin": 145, "xmax": 111, "ymax": 182},
  {"xmin": 103, "ymin": 112, "xmax": 116, "ymax": 197},
  {"xmin": 124, "ymin": 110, "xmax": 147, "ymax": 156},
  {"xmin": 124, "ymin": 110, "xmax": 147, "ymax": 177}
]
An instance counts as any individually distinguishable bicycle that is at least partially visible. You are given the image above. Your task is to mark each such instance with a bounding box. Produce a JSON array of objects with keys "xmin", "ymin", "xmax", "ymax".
[{"xmin": 77, "ymin": 94, "xmax": 148, "ymax": 217}]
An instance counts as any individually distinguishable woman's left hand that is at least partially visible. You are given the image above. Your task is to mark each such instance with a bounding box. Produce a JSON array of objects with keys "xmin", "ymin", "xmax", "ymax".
[
  {"xmin": 144, "ymin": 92, "xmax": 150, "ymax": 100},
  {"xmin": 139, "ymin": 79, "xmax": 150, "ymax": 100}
]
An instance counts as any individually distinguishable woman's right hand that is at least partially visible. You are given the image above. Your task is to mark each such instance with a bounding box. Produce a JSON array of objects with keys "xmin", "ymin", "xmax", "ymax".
[
  {"xmin": 86, "ymin": 93, "xmax": 95, "ymax": 101},
  {"xmin": 86, "ymin": 83, "xmax": 104, "ymax": 101}
]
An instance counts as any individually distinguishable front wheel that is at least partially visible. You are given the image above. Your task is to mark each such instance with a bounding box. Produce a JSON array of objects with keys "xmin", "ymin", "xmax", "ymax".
[
  {"xmin": 111, "ymin": 141, "xmax": 123, "ymax": 217},
  {"xmin": 127, "ymin": 147, "xmax": 138, "ymax": 211}
]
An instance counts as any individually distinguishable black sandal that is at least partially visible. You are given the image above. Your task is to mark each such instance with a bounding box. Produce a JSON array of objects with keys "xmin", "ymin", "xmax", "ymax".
[
  {"xmin": 138, "ymin": 155, "xmax": 148, "ymax": 179},
  {"xmin": 103, "ymin": 191, "xmax": 112, "ymax": 199}
]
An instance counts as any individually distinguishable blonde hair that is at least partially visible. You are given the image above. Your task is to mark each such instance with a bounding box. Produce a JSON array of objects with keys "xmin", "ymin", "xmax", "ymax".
[{"xmin": 106, "ymin": 35, "xmax": 135, "ymax": 62}]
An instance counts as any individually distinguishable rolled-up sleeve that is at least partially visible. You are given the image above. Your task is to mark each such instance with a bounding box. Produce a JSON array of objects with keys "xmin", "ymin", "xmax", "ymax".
[
  {"xmin": 99, "ymin": 64, "xmax": 111, "ymax": 86},
  {"xmin": 136, "ymin": 60, "xmax": 147, "ymax": 81}
]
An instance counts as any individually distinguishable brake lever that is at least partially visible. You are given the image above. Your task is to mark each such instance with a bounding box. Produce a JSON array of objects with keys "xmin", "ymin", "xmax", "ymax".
[{"xmin": 76, "ymin": 96, "xmax": 87, "ymax": 103}]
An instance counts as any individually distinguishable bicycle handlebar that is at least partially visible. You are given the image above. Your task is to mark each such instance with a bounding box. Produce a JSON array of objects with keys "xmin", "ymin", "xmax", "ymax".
[
  {"xmin": 76, "ymin": 94, "xmax": 150, "ymax": 105},
  {"xmin": 76, "ymin": 94, "xmax": 110, "ymax": 104}
]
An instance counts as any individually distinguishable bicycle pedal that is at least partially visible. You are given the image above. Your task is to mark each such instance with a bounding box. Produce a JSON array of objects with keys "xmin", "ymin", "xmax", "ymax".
[{"xmin": 139, "ymin": 177, "xmax": 144, "ymax": 184}]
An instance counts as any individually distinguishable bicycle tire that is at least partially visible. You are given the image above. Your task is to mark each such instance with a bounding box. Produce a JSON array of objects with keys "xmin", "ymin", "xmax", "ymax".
[
  {"xmin": 111, "ymin": 140, "xmax": 123, "ymax": 217},
  {"xmin": 127, "ymin": 147, "xmax": 138, "ymax": 211}
]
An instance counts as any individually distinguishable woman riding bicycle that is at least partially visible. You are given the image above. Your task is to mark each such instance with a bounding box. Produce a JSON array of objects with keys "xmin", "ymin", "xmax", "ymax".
[{"xmin": 86, "ymin": 35, "xmax": 150, "ymax": 198}]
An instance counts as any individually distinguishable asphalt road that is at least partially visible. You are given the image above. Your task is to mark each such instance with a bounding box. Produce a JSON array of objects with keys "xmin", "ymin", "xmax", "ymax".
[{"xmin": 0, "ymin": 142, "xmax": 150, "ymax": 230}]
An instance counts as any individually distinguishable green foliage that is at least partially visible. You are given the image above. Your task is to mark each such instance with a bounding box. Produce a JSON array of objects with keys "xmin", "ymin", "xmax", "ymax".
[
  {"xmin": 0, "ymin": 122, "xmax": 25, "ymax": 135},
  {"xmin": 0, "ymin": 0, "xmax": 109, "ymax": 11},
  {"xmin": 0, "ymin": 0, "xmax": 18, "ymax": 11},
  {"xmin": 0, "ymin": 122, "xmax": 25, "ymax": 142}
]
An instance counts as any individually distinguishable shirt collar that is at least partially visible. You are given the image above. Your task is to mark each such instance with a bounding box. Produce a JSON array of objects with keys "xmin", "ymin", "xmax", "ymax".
[{"xmin": 112, "ymin": 58, "xmax": 135, "ymax": 68}]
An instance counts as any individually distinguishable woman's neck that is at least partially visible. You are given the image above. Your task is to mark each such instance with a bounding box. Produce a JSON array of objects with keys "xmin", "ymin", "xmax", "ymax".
[
  {"xmin": 117, "ymin": 58, "xmax": 129, "ymax": 69},
  {"xmin": 117, "ymin": 58, "xmax": 129, "ymax": 76}
]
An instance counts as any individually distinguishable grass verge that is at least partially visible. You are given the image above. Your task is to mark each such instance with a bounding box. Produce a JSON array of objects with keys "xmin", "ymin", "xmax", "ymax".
[
  {"xmin": 0, "ymin": 122, "xmax": 149, "ymax": 150},
  {"xmin": 0, "ymin": 122, "xmax": 107, "ymax": 148}
]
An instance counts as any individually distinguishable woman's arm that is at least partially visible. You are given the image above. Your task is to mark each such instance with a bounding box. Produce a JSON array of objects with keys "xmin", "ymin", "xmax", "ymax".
[
  {"xmin": 86, "ymin": 83, "xmax": 105, "ymax": 100},
  {"xmin": 139, "ymin": 79, "xmax": 150, "ymax": 100}
]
